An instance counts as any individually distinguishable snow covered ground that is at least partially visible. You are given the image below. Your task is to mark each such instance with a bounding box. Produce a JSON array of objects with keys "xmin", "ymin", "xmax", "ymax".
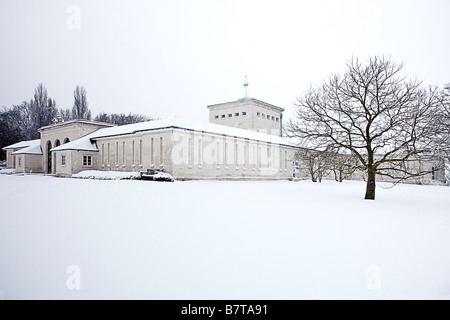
[{"xmin": 0, "ymin": 174, "xmax": 449, "ymax": 300}]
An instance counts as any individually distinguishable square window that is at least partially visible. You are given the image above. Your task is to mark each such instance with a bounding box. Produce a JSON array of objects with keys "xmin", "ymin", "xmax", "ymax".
[
  {"xmin": 242, "ymin": 112, "xmax": 247, "ymax": 116},
  {"xmin": 221, "ymin": 114, "xmax": 225, "ymax": 118},
  {"xmin": 228, "ymin": 114, "xmax": 232, "ymax": 117},
  {"xmin": 235, "ymin": 113, "xmax": 239, "ymax": 116},
  {"xmin": 215, "ymin": 115, "xmax": 219, "ymax": 119},
  {"xmin": 83, "ymin": 155, "xmax": 92, "ymax": 166}
]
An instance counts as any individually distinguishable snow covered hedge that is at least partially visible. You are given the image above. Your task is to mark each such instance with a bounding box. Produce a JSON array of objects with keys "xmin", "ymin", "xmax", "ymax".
[
  {"xmin": 71, "ymin": 170, "xmax": 175, "ymax": 182},
  {"xmin": 153, "ymin": 172, "xmax": 175, "ymax": 182},
  {"xmin": 0, "ymin": 169, "xmax": 16, "ymax": 175},
  {"xmin": 72, "ymin": 170, "xmax": 141, "ymax": 180}
]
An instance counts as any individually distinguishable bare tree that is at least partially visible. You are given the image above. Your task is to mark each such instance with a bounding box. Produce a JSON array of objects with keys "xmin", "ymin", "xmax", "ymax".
[
  {"xmin": 94, "ymin": 112, "xmax": 154, "ymax": 125},
  {"xmin": 11, "ymin": 102, "xmax": 34, "ymax": 140},
  {"xmin": 328, "ymin": 149, "xmax": 360, "ymax": 182},
  {"xmin": 72, "ymin": 86, "xmax": 91, "ymax": 120},
  {"xmin": 436, "ymin": 84, "xmax": 450, "ymax": 182},
  {"xmin": 59, "ymin": 108, "xmax": 72, "ymax": 121},
  {"xmin": 286, "ymin": 57, "xmax": 441, "ymax": 199},
  {"xmin": 0, "ymin": 107, "xmax": 25, "ymax": 160},
  {"xmin": 30, "ymin": 83, "xmax": 58, "ymax": 137},
  {"xmin": 296, "ymin": 148, "xmax": 331, "ymax": 183}
]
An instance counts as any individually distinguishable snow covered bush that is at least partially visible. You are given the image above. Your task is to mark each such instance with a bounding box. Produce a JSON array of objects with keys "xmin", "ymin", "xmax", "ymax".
[
  {"xmin": 152, "ymin": 172, "xmax": 175, "ymax": 182},
  {"xmin": 72, "ymin": 170, "xmax": 141, "ymax": 180},
  {"xmin": 0, "ymin": 169, "xmax": 16, "ymax": 175}
]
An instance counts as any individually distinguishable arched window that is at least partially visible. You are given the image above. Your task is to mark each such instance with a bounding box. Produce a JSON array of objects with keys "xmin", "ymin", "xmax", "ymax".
[
  {"xmin": 63, "ymin": 138, "xmax": 70, "ymax": 144},
  {"xmin": 55, "ymin": 139, "xmax": 61, "ymax": 147},
  {"xmin": 46, "ymin": 141, "xmax": 52, "ymax": 174}
]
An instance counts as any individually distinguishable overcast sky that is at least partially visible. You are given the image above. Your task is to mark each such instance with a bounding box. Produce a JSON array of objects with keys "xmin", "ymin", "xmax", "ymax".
[{"xmin": 1, "ymin": 0, "xmax": 449, "ymax": 122}]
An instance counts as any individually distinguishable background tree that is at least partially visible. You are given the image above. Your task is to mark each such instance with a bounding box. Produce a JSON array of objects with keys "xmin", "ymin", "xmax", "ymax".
[
  {"xmin": 94, "ymin": 112, "xmax": 154, "ymax": 125},
  {"xmin": 328, "ymin": 149, "xmax": 360, "ymax": 182},
  {"xmin": 30, "ymin": 83, "xmax": 58, "ymax": 138},
  {"xmin": 435, "ymin": 83, "xmax": 450, "ymax": 182},
  {"xmin": 295, "ymin": 148, "xmax": 331, "ymax": 183},
  {"xmin": 59, "ymin": 108, "xmax": 72, "ymax": 121},
  {"xmin": 0, "ymin": 107, "xmax": 25, "ymax": 160},
  {"xmin": 72, "ymin": 86, "xmax": 91, "ymax": 120},
  {"xmin": 286, "ymin": 56, "xmax": 441, "ymax": 200}
]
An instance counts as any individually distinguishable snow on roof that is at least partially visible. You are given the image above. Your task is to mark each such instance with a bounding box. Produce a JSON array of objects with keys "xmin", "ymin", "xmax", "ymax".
[
  {"xmin": 38, "ymin": 119, "xmax": 116, "ymax": 132},
  {"xmin": 207, "ymin": 98, "xmax": 285, "ymax": 112},
  {"xmin": 90, "ymin": 116, "xmax": 298, "ymax": 146},
  {"xmin": 12, "ymin": 140, "xmax": 43, "ymax": 155},
  {"xmin": 50, "ymin": 131, "xmax": 99, "ymax": 152},
  {"xmin": 51, "ymin": 116, "xmax": 300, "ymax": 152},
  {"xmin": 2, "ymin": 139, "xmax": 41, "ymax": 151}
]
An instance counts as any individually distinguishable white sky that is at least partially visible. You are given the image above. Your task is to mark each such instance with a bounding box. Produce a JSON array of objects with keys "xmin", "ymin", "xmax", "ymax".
[{"xmin": 0, "ymin": 0, "xmax": 449, "ymax": 122}]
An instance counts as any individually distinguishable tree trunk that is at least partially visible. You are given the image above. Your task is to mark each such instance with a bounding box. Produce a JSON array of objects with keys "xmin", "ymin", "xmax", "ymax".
[{"xmin": 365, "ymin": 166, "xmax": 376, "ymax": 200}]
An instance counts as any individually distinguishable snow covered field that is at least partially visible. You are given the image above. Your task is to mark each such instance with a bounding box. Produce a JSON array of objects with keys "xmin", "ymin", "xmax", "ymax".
[{"xmin": 0, "ymin": 174, "xmax": 449, "ymax": 300}]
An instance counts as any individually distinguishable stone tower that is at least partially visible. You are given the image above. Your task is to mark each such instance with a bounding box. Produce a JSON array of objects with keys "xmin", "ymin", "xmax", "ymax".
[{"xmin": 207, "ymin": 98, "xmax": 284, "ymax": 137}]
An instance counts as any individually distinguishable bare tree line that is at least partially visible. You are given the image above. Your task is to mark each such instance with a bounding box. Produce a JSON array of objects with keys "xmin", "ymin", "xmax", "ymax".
[
  {"xmin": 295, "ymin": 147, "xmax": 359, "ymax": 183},
  {"xmin": 0, "ymin": 83, "xmax": 155, "ymax": 160}
]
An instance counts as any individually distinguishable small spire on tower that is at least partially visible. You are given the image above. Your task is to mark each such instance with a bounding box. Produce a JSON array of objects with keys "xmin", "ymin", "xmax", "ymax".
[{"xmin": 243, "ymin": 75, "xmax": 249, "ymax": 99}]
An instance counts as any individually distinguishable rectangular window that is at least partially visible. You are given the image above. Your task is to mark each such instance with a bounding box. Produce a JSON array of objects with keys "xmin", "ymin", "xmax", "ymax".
[
  {"xmin": 267, "ymin": 115, "xmax": 270, "ymax": 120},
  {"xmin": 132, "ymin": 141, "xmax": 135, "ymax": 164},
  {"xmin": 235, "ymin": 113, "xmax": 239, "ymax": 116},
  {"xmin": 198, "ymin": 140, "xmax": 202, "ymax": 165},
  {"xmin": 242, "ymin": 112, "xmax": 247, "ymax": 116},
  {"xmin": 432, "ymin": 167, "xmax": 436, "ymax": 180},
  {"xmin": 285, "ymin": 151, "xmax": 287, "ymax": 170},
  {"xmin": 257, "ymin": 112, "xmax": 260, "ymax": 117},
  {"xmin": 107, "ymin": 143, "xmax": 110, "ymax": 165},
  {"xmin": 280, "ymin": 150, "xmax": 282, "ymax": 170},
  {"xmin": 253, "ymin": 146, "xmax": 256, "ymax": 166},
  {"xmin": 18, "ymin": 156, "xmax": 21, "ymax": 166},
  {"xmin": 83, "ymin": 155, "xmax": 92, "ymax": 166},
  {"xmin": 61, "ymin": 154, "xmax": 66, "ymax": 166},
  {"xmin": 221, "ymin": 114, "xmax": 225, "ymax": 118},
  {"xmin": 115, "ymin": 142, "xmax": 119, "ymax": 165},
  {"xmin": 101, "ymin": 144, "xmax": 104, "ymax": 164},
  {"xmin": 139, "ymin": 140, "xmax": 142, "ymax": 165},
  {"xmin": 217, "ymin": 141, "xmax": 220, "ymax": 164},
  {"xmin": 122, "ymin": 141, "xmax": 125, "ymax": 165},
  {"xmin": 262, "ymin": 113, "xmax": 265, "ymax": 118},
  {"xmin": 224, "ymin": 142, "xmax": 228, "ymax": 165},
  {"xmin": 272, "ymin": 116, "xmax": 275, "ymax": 121},
  {"xmin": 160, "ymin": 137, "xmax": 163, "ymax": 165},
  {"xmin": 188, "ymin": 138, "xmax": 192, "ymax": 165},
  {"xmin": 151, "ymin": 138, "xmax": 154, "ymax": 165},
  {"xmin": 276, "ymin": 118, "xmax": 279, "ymax": 122},
  {"xmin": 228, "ymin": 114, "xmax": 232, "ymax": 117},
  {"xmin": 215, "ymin": 115, "xmax": 219, "ymax": 119},
  {"xmin": 258, "ymin": 145, "xmax": 261, "ymax": 168}
]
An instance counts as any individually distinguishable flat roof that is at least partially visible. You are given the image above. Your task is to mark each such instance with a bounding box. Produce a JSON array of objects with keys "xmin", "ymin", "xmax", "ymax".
[
  {"xmin": 38, "ymin": 119, "xmax": 116, "ymax": 132},
  {"xmin": 51, "ymin": 116, "xmax": 299, "ymax": 152},
  {"xmin": 207, "ymin": 98, "xmax": 285, "ymax": 113},
  {"xmin": 2, "ymin": 139, "xmax": 41, "ymax": 151}
]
